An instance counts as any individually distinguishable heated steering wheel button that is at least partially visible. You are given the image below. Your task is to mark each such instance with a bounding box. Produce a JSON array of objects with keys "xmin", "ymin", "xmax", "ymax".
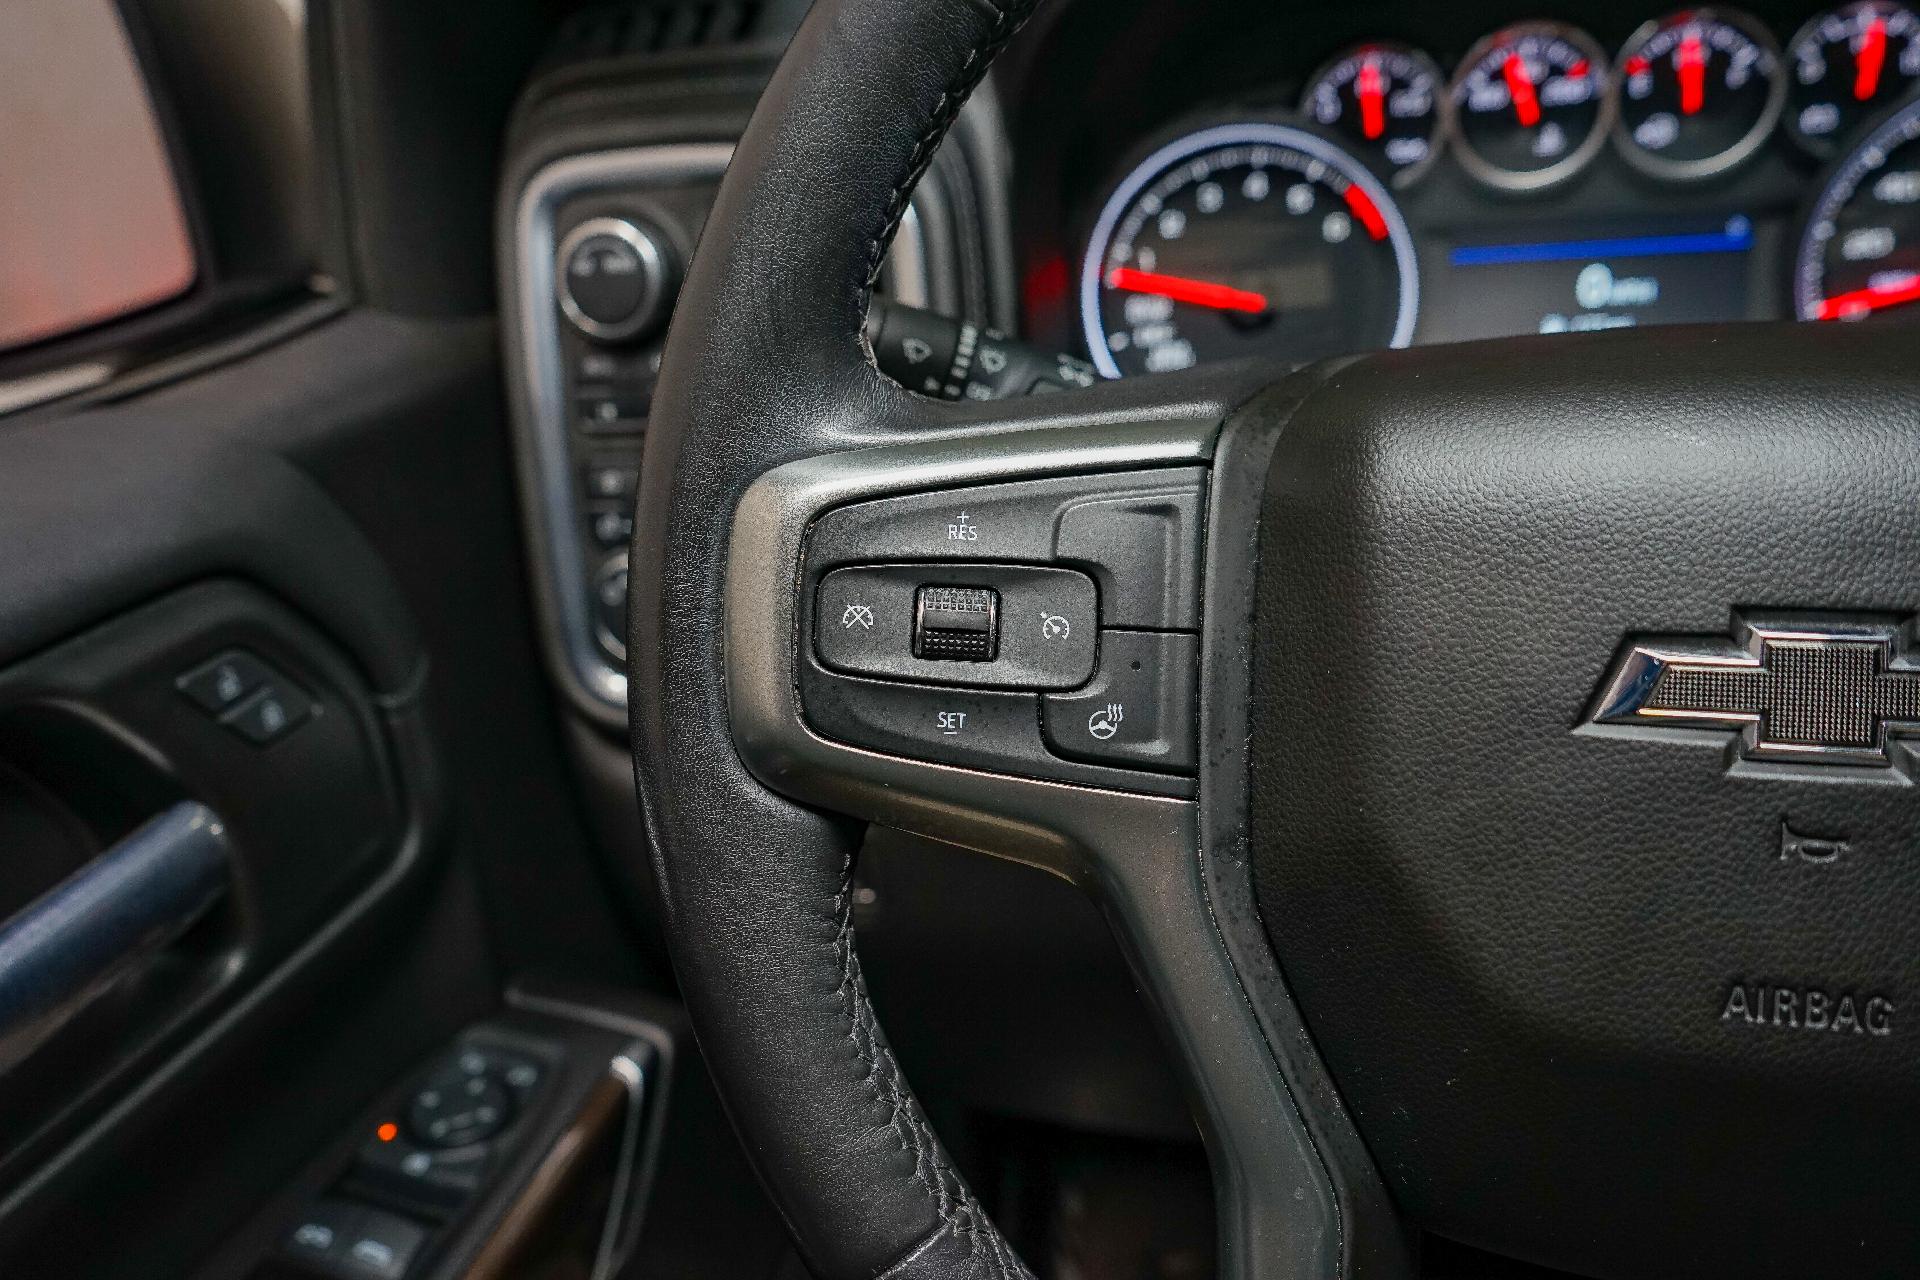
[
  {"xmin": 1043, "ymin": 631, "xmax": 1198, "ymax": 773},
  {"xmin": 913, "ymin": 586, "xmax": 999, "ymax": 661}
]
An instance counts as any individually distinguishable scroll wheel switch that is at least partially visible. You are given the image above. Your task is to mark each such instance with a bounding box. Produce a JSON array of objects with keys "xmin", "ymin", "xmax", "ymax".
[{"xmin": 912, "ymin": 586, "xmax": 999, "ymax": 662}]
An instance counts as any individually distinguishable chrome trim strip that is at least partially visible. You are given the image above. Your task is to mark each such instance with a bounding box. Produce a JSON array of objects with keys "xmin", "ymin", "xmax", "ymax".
[{"xmin": 589, "ymin": 1048, "xmax": 649, "ymax": 1280}]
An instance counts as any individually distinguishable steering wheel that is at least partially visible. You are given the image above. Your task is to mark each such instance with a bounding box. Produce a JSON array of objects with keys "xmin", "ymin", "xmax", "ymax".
[{"xmin": 627, "ymin": 1, "xmax": 1920, "ymax": 1277}]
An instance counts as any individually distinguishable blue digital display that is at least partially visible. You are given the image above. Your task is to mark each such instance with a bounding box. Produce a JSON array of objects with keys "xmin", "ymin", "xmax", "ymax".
[
  {"xmin": 1441, "ymin": 216, "xmax": 1755, "ymax": 340},
  {"xmin": 1449, "ymin": 219, "xmax": 1755, "ymax": 267}
]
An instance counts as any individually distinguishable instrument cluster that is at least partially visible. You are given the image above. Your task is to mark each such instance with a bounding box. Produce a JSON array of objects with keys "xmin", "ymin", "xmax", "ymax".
[{"xmin": 1057, "ymin": 2, "xmax": 1920, "ymax": 377}]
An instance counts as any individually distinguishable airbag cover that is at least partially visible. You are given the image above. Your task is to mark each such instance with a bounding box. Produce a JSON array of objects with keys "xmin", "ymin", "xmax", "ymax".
[{"xmin": 1249, "ymin": 323, "xmax": 1920, "ymax": 1278}]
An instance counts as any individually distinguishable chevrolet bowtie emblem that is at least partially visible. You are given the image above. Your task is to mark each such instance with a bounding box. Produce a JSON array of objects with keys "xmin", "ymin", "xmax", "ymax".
[{"xmin": 1590, "ymin": 616, "xmax": 1920, "ymax": 768}]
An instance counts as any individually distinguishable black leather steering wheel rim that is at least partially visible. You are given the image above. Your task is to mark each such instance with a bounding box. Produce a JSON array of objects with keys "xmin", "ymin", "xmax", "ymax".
[{"xmin": 628, "ymin": 1, "xmax": 1046, "ymax": 1274}]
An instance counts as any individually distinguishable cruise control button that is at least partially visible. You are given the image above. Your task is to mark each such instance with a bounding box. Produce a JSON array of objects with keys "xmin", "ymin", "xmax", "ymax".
[
  {"xmin": 800, "ymin": 672, "xmax": 1043, "ymax": 773},
  {"xmin": 1042, "ymin": 631, "xmax": 1198, "ymax": 772},
  {"xmin": 816, "ymin": 564, "xmax": 1094, "ymax": 688},
  {"xmin": 1053, "ymin": 481, "xmax": 1204, "ymax": 629},
  {"xmin": 807, "ymin": 468, "xmax": 1207, "ymax": 570},
  {"xmin": 913, "ymin": 585, "xmax": 999, "ymax": 661}
]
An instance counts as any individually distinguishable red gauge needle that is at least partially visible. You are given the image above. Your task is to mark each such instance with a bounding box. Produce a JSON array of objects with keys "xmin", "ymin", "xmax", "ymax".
[
  {"xmin": 1503, "ymin": 52, "xmax": 1542, "ymax": 127},
  {"xmin": 1677, "ymin": 32, "xmax": 1708, "ymax": 116},
  {"xmin": 1106, "ymin": 267, "xmax": 1269, "ymax": 313},
  {"xmin": 1856, "ymin": 15, "xmax": 1889, "ymax": 100},
  {"xmin": 1357, "ymin": 58, "xmax": 1388, "ymax": 140},
  {"xmin": 1341, "ymin": 184, "xmax": 1391, "ymax": 240},
  {"xmin": 1815, "ymin": 274, "xmax": 1920, "ymax": 319}
]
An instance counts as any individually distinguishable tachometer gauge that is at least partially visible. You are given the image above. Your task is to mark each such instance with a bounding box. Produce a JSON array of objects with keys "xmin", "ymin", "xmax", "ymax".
[
  {"xmin": 1614, "ymin": 9, "xmax": 1785, "ymax": 181},
  {"xmin": 1449, "ymin": 23, "xmax": 1615, "ymax": 192},
  {"xmin": 1793, "ymin": 92, "xmax": 1920, "ymax": 319},
  {"xmin": 1786, "ymin": 2, "xmax": 1920, "ymax": 157},
  {"xmin": 1301, "ymin": 43, "xmax": 1445, "ymax": 185},
  {"xmin": 1079, "ymin": 123, "xmax": 1418, "ymax": 378}
]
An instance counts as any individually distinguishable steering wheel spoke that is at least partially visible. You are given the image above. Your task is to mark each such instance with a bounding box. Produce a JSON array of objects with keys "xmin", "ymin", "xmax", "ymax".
[{"xmin": 724, "ymin": 402, "xmax": 1377, "ymax": 1279}]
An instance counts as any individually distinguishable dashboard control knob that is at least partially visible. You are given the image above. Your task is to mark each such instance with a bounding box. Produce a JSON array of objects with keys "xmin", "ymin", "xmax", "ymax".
[{"xmin": 555, "ymin": 216, "xmax": 676, "ymax": 342}]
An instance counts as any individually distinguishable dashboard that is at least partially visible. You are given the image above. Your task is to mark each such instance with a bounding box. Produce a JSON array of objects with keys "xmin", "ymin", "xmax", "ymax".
[{"xmin": 1004, "ymin": 0, "xmax": 1920, "ymax": 375}]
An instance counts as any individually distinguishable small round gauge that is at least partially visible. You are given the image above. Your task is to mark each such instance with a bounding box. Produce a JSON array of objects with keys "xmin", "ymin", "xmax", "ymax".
[
  {"xmin": 1793, "ymin": 92, "xmax": 1920, "ymax": 319},
  {"xmin": 1786, "ymin": 2, "xmax": 1920, "ymax": 157},
  {"xmin": 1301, "ymin": 43, "xmax": 1446, "ymax": 185},
  {"xmin": 1079, "ymin": 123, "xmax": 1418, "ymax": 378},
  {"xmin": 1448, "ymin": 22, "xmax": 1615, "ymax": 192},
  {"xmin": 1614, "ymin": 9, "xmax": 1785, "ymax": 181}
]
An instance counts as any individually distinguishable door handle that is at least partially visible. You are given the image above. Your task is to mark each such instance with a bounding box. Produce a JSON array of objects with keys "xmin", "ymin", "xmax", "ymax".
[{"xmin": 0, "ymin": 801, "xmax": 230, "ymax": 1072}]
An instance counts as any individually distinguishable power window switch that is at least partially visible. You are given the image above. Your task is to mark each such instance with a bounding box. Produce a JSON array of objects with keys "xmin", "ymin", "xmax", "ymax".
[
  {"xmin": 911, "ymin": 585, "xmax": 999, "ymax": 661},
  {"xmin": 333, "ymin": 1207, "xmax": 427, "ymax": 1280},
  {"xmin": 277, "ymin": 1200, "xmax": 359, "ymax": 1274},
  {"xmin": 177, "ymin": 650, "xmax": 276, "ymax": 714},
  {"xmin": 223, "ymin": 681, "xmax": 314, "ymax": 745}
]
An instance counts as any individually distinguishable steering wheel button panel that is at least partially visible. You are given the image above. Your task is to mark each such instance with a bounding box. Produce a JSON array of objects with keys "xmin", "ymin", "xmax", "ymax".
[
  {"xmin": 1042, "ymin": 631, "xmax": 1199, "ymax": 773},
  {"xmin": 814, "ymin": 564, "xmax": 1096, "ymax": 688},
  {"xmin": 806, "ymin": 468, "xmax": 1206, "ymax": 630}
]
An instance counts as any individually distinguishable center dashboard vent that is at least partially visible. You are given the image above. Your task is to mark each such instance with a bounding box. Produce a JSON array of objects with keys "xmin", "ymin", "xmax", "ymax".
[{"xmin": 542, "ymin": 1, "xmax": 766, "ymax": 65}]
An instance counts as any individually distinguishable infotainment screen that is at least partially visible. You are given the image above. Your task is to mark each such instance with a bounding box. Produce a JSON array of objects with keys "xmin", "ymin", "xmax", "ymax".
[{"xmin": 1438, "ymin": 217, "xmax": 1755, "ymax": 342}]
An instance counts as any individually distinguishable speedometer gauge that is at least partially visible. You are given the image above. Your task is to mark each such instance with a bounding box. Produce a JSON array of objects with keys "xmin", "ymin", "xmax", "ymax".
[
  {"xmin": 1449, "ymin": 23, "xmax": 1615, "ymax": 192},
  {"xmin": 1080, "ymin": 123, "xmax": 1418, "ymax": 378},
  {"xmin": 1794, "ymin": 93, "xmax": 1920, "ymax": 320}
]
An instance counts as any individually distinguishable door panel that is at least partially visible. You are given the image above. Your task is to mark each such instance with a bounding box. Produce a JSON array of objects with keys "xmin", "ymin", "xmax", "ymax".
[{"xmin": 0, "ymin": 311, "xmax": 598, "ymax": 1276}]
